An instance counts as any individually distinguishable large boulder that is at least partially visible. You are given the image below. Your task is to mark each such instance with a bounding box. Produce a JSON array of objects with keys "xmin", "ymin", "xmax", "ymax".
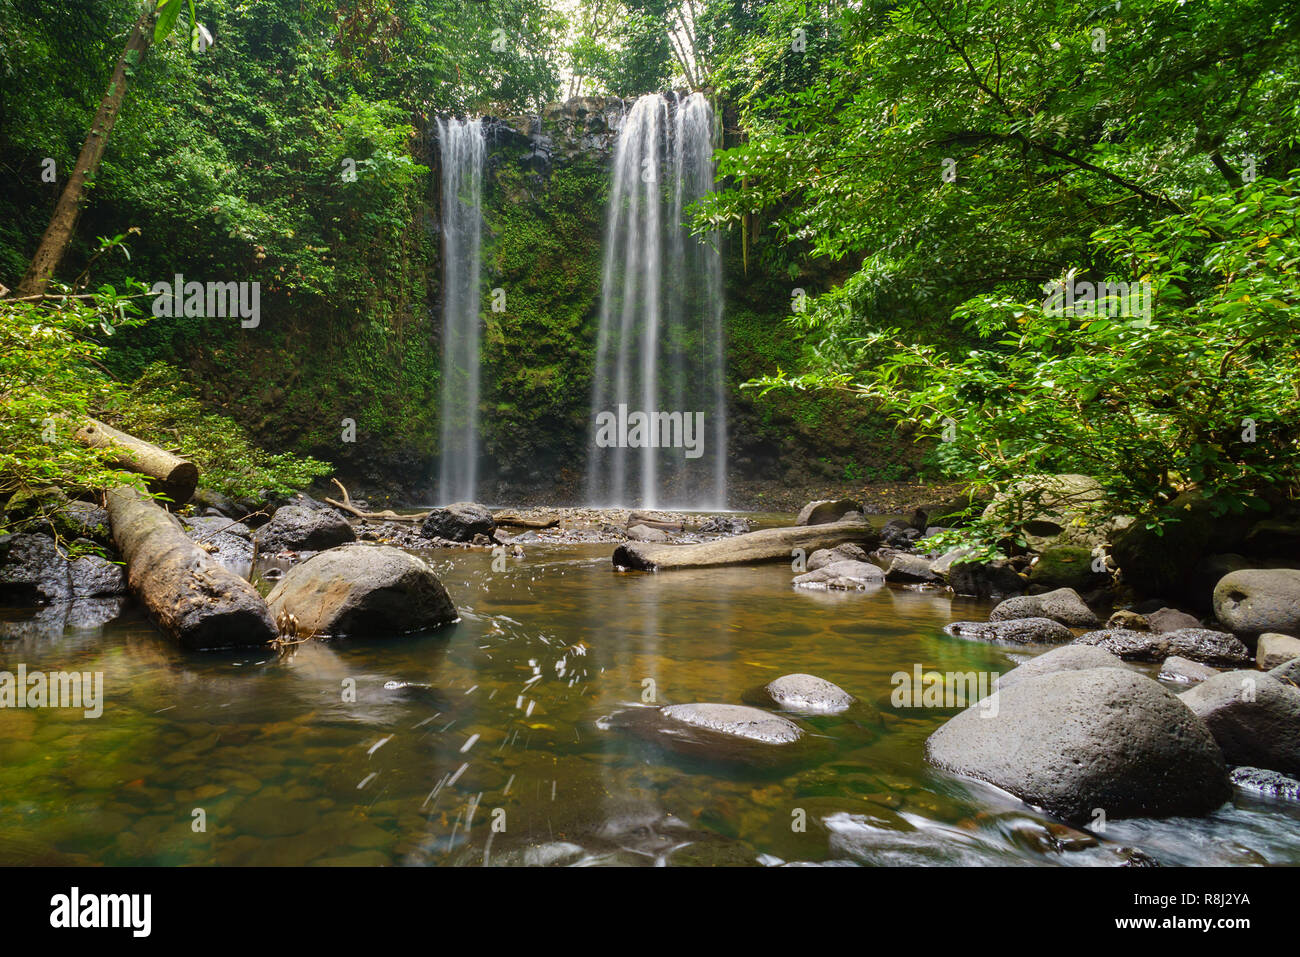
[
  {"xmin": 1180, "ymin": 671, "xmax": 1300, "ymax": 777},
  {"xmin": 948, "ymin": 559, "xmax": 1025, "ymax": 601},
  {"xmin": 989, "ymin": 588, "xmax": 1099, "ymax": 628},
  {"xmin": 1074, "ymin": 627, "xmax": 1251, "ymax": 667},
  {"xmin": 795, "ymin": 499, "xmax": 863, "ymax": 527},
  {"xmin": 806, "ymin": 543, "xmax": 870, "ymax": 571},
  {"xmin": 884, "ymin": 553, "xmax": 942, "ymax": 585},
  {"xmin": 626, "ymin": 524, "xmax": 669, "ymax": 543},
  {"xmin": 1113, "ymin": 491, "xmax": 1254, "ymax": 600},
  {"xmin": 420, "ymin": 502, "xmax": 496, "ymax": 542},
  {"xmin": 1029, "ymin": 545, "xmax": 1104, "ymax": 591},
  {"xmin": 0, "ymin": 533, "xmax": 72, "ymax": 603},
  {"xmin": 255, "ymin": 504, "xmax": 356, "ymax": 553},
  {"xmin": 981, "ymin": 473, "xmax": 1123, "ymax": 552},
  {"xmin": 793, "ymin": 560, "xmax": 884, "ymax": 590},
  {"xmin": 996, "ymin": 645, "xmax": 1128, "ymax": 689},
  {"xmin": 926, "ymin": 668, "xmax": 1231, "ymax": 823},
  {"xmin": 944, "ymin": 617, "xmax": 1074, "ymax": 645},
  {"xmin": 265, "ymin": 545, "xmax": 458, "ymax": 638},
  {"xmin": 1213, "ymin": 569, "xmax": 1300, "ymax": 637},
  {"xmin": 1146, "ymin": 607, "xmax": 1201, "ymax": 633}
]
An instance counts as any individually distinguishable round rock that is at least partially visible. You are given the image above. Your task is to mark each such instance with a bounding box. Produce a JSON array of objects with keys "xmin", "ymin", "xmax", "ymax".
[
  {"xmin": 990, "ymin": 588, "xmax": 1099, "ymax": 628},
  {"xmin": 1213, "ymin": 568, "xmax": 1300, "ymax": 637},
  {"xmin": 661, "ymin": 703, "xmax": 804, "ymax": 744},
  {"xmin": 944, "ymin": 617, "xmax": 1074, "ymax": 645},
  {"xmin": 1179, "ymin": 670, "xmax": 1300, "ymax": 777},
  {"xmin": 996, "ymin": 644, "xmax": 1127, "ymax": 689},
  {"xmin": 761, "ymin": 674, "xmax": 854, "ymax": 713}
]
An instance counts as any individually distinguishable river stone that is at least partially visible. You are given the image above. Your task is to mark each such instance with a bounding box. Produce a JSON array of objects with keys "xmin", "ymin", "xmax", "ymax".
[
  {"xmin": 420, "ymin": 502, "xmax": 496, "ymax": 542},
  {"xmin": 1147, "ymin": 607, "xmax": 1201, "ymax": 633},
  {"xmin": 925, "ymin": 668, "xmax": 1231, "ymax": 824},
  {"xmin": 1268, "ymin": 658, "xmax": 1300, "ymax": 686},
  {"xmin": 1180, "ymin": 671, "xmax": 1300, "ymax": 777},
  {"xmin": 761, "ymin": 674, "xmax": 854, "ymax": 713},
  {"xmin": 0, "ymin": 533, "xmax": 71, "ymax": 603},
  {"xmin": 997, "ymin": 645, "xmax": 1128, "ymax": 689},
  {"xmin": 989, "ymin": 588, "xmax": 1099, "ymax": 628},
  {"xmin": 626, "ymin": 524, "xmax": 669, "ymax": 543},
  {"xmin": 1106, "ymin": 609, "xmax": 1150, "ymax": 630},
  {"xmin": 930, "ymin": 547, "xmax": 975, "ymax": 578},
  {"xmin": 1075, "ymin": 628, "xmax": 1251, "ymax": 667},
  {"xmin": 944, "ymin": 618, "xmax": 1074, "ymax": 645},
  {"xmin": 1213, "ymin": 569, "xmax": 1300, "ymax": 637},
  {"xmin": 265, "ymin": 545, "xmax": 457, "ymax": 638},
  {"xmin": 68, "ymin": 555, "xmax": 126, "ymax": 598},
  {"xmin": 1029, "ymin": 545, "xmax": 1102, "ymax": 590},
  {"xmin": 1256, "ymin": 633, "xmax": 1300, "ymax": 670},
  {"xmin": 948, "ymin": 559, "xmax": 1025, "ymax": 601},
  {"xmin": 661, "ymin": 703, "xmax": 803, "ymax": 744},
  {"xmin": 1229, "ymin": 767, "xmax": 1300, "ymax": 802},
  {"xmin": 795, "ymin": 499, "xmax": 863, "ymax": 527},
  {"xmin": 793, "ymin": 560, "xmax": 884, "ymax": 590},
  {"xmin": 806, "ymin": 543, "xmax": 870, "ymax": 571},
  {"xmin": 884, "ymin": 553, "xmax": 942, "ymax": 584},
  {"xmin": 256, "ymin": 505, "xmax": 356, "ymax": 553},
  {"xmin": 1159, "ymin": 655, "xmax": 1222, "ymax": 685}
]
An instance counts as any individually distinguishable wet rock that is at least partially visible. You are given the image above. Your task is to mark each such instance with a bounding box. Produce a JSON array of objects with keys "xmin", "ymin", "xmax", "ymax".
[
  {"xmin": 997, "ymin": 645, "xmax": 1128, "ymax": 689},
  {"xmin": 660, "ymin": 703, "xmax": 803, "ymax": 743},
  {"xmin": 626, "ymin": 523, "xmax": 669, "ymax": 543},
  {"xmin": 1106, "ymin": 609, "xmax": 1150, "ymax": 630},
  {"xmin": 601, "ymin": 703, "xmax": 817, "ymax": 769},
  {"xmin": 756, "ymin": 674, "xmax": 854, "ymax": 713},
  {"xmin": 806, "ymin": 543, "xmax": 869, "ymax": 571},
  {"xmin": 926, "ymin": 668, "xmax": 1231, "ymax": 824},
  {"xmin": 1158, "ymin": 655, "xmax": 1222, "ymax": 685},
  {"xmin": 929, "ymin": 547, "xmax": 975, "ymax": 578},
  {"xmin": 948, "ymin": 559, "xmax": 1025, "ymax": 601},
  {"xmin": 0, "ymin": 533, "xmax": 71, "ymax": 602},
  {"xmin": 1074, "ymin": 627, "xmax": 1251, "ymax": 667},
  {"xmin": 795, "ymin": 499, "xmax": 863, "ymax": 526},
  {"xmin": 990, "ymin": 588, "xmax": 1099, "ymax": 628},
  {"xmin": 265, "ymin": 545, "xmax": 458, "ymax": 638},
  {"xmin": 1147, "ymin": 607, "xmax": 1201, "ymax": 633},
  {"xmin": 1030, "ymin": 545, "xmax": 1103, "ymax": 590},
  {"xmin": 1257, "ymin": 633, "xmax": 1300, "ymax": 670},
  {"xmin": 182, "ymin": 515, "xmax": 254, "ymax": 570},
  {"xmin": 793, "ymin": 560, "xmax": 884, "ymax": 590},
  {"xmin": 1268, "ymin": 657, "xmax": 1300, "ymax": 686},
  {"xmin": 1213, "ymin": 568, "xmax": 1300, "ymax": 637},
  {"xmin": 256, "ymin": 505, "xmax": 356, "ymax": 553},
  {"xmin": 879, "ymin": 519, "xmax": 921, "ymax": 547},
  {"xmin": 982, "ymin": 473, "xmax": 1121, "ymax": 552},
  {"xmin": 944, "ymin": 617, "xmax": 1074, "ymax": 645},
  {"xmin": 1229, "ymin": 767, "xmax": 1300, "ymax": 802},
  {"xmin": 68, "ymin": 555, "xmax": 126, "ymax": 597},
  {"xmin": 1180, "ymin": 671, "xmax": 1300, "ymax": 776},
  {"xmin": 884, "ymin": 552, "xmax": 941, "ymax": 584},
  {"xmin": 698, "ymin": 515, "xmax": 751, "ymax": 535},
  {"xmin": 419, "ymin": 502, "xmax": 496, "ymax": 543}
]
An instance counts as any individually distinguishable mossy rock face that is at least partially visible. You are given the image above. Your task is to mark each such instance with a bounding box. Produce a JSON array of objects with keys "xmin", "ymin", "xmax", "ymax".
[{"xmin": 1030, "ymin": 545, "xmax": 1103, "ymax": 590}]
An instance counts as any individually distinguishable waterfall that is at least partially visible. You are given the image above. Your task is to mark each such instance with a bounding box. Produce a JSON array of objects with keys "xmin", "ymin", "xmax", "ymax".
[
  {"xmin": 437, "ymin": 117, "xmax": 485, "ymax": 503},
  {"xmin": 586, "ymin": 92, "xmax": 726, "ymax": 509}
]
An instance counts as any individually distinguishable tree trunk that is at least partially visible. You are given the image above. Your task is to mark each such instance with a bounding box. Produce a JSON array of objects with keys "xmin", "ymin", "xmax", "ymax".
[
  {"xmin": 16, "ymin": 5, "xmax": 155, "ymax": 297},
  {"xmin": 106, "ymin": 486, "xmax": 276, "ymax": 650},
  {"xmin": 613, "ymin": 520, "xmax": 881, "ymax": 572},
  {"xmin": 75, "ymin": 417, "xmax": 198, "ymax": 504}
]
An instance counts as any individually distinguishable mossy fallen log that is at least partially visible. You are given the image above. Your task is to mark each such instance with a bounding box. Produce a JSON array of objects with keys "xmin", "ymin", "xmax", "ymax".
[
  {"xmin": 106, "ymin": 486, "xmax": 276, "ymax": 650},
  {"xmin": 613, "ymin": 519, "xmax": 881, "ymax": 572},
  {"xmin": 75, "ymin": 417, "xmax": 198, "ymax": 505}
]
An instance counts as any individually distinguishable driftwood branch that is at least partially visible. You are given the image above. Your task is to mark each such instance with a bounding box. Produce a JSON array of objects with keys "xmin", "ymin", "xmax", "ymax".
[{"xmin": 325, "ymin": 478, "xmax": 428, "ymax": 522}]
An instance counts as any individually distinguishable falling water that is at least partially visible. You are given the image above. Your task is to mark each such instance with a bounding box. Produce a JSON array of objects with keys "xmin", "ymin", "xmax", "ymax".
[
  {"xmin": 437, "ymin": 117, "xmax": 485, "ymax": 503},
  {"xmin": 587, "ymin": 92, "xmax": 726, "ymax": 509}
]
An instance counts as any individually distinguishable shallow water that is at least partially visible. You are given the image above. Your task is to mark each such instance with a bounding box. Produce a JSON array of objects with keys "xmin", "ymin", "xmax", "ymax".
[{"xmin": 2, "ymin": 535, "xmax": 1299, "ymax": 867}]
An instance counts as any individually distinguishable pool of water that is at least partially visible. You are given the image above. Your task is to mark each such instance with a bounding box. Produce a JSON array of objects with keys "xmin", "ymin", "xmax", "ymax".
[{"xmin": 2, "ymin": 536, "xmax": 1299, "ymax": 866}]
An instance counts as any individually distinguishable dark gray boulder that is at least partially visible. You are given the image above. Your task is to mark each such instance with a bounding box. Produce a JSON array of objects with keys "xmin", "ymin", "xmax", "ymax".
[
  {"xmin": 420, "ymin": 502, "xmax": 496, "ymax": 542},
  {"xmin": 68, "ymin": 555, "xmax": 126, "ymax": 598},
  {"xmin": 255, "ymin": 504, "xmax": 356, "ymax": 553},
  {"xmin": 1074, "ymin": 627, "xmax": 1251, "ymax": 667},
  {"xmin": 996, "ymin": 645, "xmax": 1128, "ymax": 689},
  {"xmin": 990, "ymin": 587, "xmax": 1099, "ymax": 628},
  {"xmin": 926, "ymin": 668, "xmax": 1231, "ymax": 823},
  {"xmin": 1213, "ymin": 569, "xmax": 1300, "ymax": 637},
  {"xmin": 884, "ymin": 553, "xmax": 942, "ymax": 584},
  {"xmin": 1146, "ymin": 607, "xmax": 1201, "ymax": 633},
  {"xmin": 0, "ymin": 533, "xmax": 71, "ymax": 603},
  {"xmin": 944, "ymin": 617, "xmax": 1074, "ymax": 645},
  {"xmin": 1229, "ymin": 767, "xmax": 1300, "ymax": 802},
  {"xmin": 948, "ymin": 560, "xmax": 1025, "ymax": 601},
  {"xmin": 265, "ymin": 545, "xmax": 458, "ymax": 638},
  {"xmin": 1180, "ymin": 671, "xmax": 1300, "ymax": 777},
  {"xmin": 698, "ymin": 515, "xmax": 751, "ymax": 536}
]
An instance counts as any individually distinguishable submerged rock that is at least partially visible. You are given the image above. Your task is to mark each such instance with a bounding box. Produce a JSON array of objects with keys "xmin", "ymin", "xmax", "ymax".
[
  {"xmin": 1213, "ymin": 568, "xmax": 1300, "ymax": 637},
  {"xmin": 265, "ymin": 545, "xmax": 458, "ymax": 638},
  {"xmin": 925, "ymin": 668, "xmax": 1231, "ymax": 824},
  {"xmin": 1180, "ymin": 671, "xmax": 1300, "ymax": 777},
  {"xmin": 752, "ymin": 674, "xmax": 855, "ymax": 713},
  {"xmin": 660, "ymin": 703, "xmax": 804, "ymax": 743},
  {"xmin": 601, "ymin": 702, "xmax": 818, "ymax": 769},
  {"xmin": 1229, "ymin": 767, "xmax": 1300, "ymax": 802},
  {"xmin": 944, "ymin": 618, "xmax": 1074, "ymax": 646},
  {"xmin": 996, "ymin": 645, "xmax": 1128, "ymax": 689},
  {"xmin": 255, "ymin": 505, "xmax": 355, "ymax": 553},
  {"xmin": 990, "ymin": 588, "xmax": 1099, "ymax": 628},
  {"xmin": 793, "ymin": 560, "xmax": 884, "ymax": 590},
  {"xmin": 420, "ymin": 502, "xmax": 496, "ymax": 543}
]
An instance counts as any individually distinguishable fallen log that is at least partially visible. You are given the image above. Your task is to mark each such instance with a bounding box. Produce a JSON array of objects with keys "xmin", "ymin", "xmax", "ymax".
[
  {"xmin": 493, "ymin": 512, "xmax": 560, "ymax": 529},
  {"xmin": 627, "ymin": 511, "xmax": 684, "ymax": 532},
  {"xmin": 75, "ymin": 417, "xmax": 198, "ymax": 504},
  {"xmin": 613, "ymin": 519, "xmax": 881, "ymax": 572},
  {"xmin": 106, "ymin": 486, "xmax": 276, "ymax": 650}
]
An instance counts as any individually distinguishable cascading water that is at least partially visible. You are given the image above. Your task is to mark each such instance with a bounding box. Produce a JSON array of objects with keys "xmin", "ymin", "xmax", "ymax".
[
  {"xmin": 586, "ymin": 92, "xmax": 726, "ymax": 509},
  {"xmin": 437, "ymin": 117, "xmax": 485, "ymax": 504}
]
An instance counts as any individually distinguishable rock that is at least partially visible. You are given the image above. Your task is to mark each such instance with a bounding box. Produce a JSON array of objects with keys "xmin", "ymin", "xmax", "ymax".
[
  {"xmin": 626, "ymin": 524, "xmax": 669, "ymax": 543},
  {"xmin": 989, "ymin": 588, "xmax": 1099, "ymax": 628},
  {"xmin": 948, "ymin": 559, "xmax": 1025, "ymax": 601},
  {"xmin": 1029, "ymin": 545, "xmax": 1103, "ymax": 590},
  {"xmin": 0, "ymin": 533, "xmax": 71, "ymax": 603},
  {"xmin": 1180, "ymin": 671, "xmax": 1300, "ymax": 776},
  {"xmin": 660, "ymin": 703, "xmax": 803, "ymax": 743},
  {"xmin": 601, "ymin": 703, "xmax": 817, "ymax": 769},
  {"xmin": 1229, "ymin": 767, "xmax": 1300, "ymax": 802},
  {"xmin": 1075, "ymin": 627, "xmax": 1251, "ymax": 667},
  {"xmin": 884, "ymin": 553, "xmax": 941, "ymax": 585},
  {"xmin": 1243, "ymin": 519, "xmax": 1300, "ymax": 559},
  {"xmin": 1213, "ymin": 569, "xmax": 1300, "ymax": 637},
  {"xmin": 806, "ymin": 543, "xmax": 869, "ymax": 571},
  {"xmin": 944, "ymin": 617, "xmax": 1074, "ymax": 645},
  {"xmin": 982, "ymin": 473, "xmax": 1124, "ymax": 552},
  {"xmin": 1146, "ymin": 606, "xmax": 1201, "ymax": 633},
  {"xmin": 929, "ymin": 547, "xmax": 975, "ymax": 578},
  {"xmin": 996, "ymin": 645, "xmax": 1128, "ymax": 689},
  {"xmin": 757, "ymin": 674, "xmax": 854, "ymax": 713},
  {"xmin": 795, "ymin": 499, "xmax": 863, "ymax": 527},
  {"xmin": 926, "ymin": 668, "xmax": 1231, "ymax": 823},
  {"xmin": 189, "ymin": 486, "xmax": 243, "ymax": 519},
  {"xmin": 55, "ymin": 501, "xmax": 112, "ymax": 543},
  {"xmin": 265, "ymin": 545, "xmax": 458, "ymax": 638},
  {"xmin": 419, "ymin": 502, "xmax": 496, "ymax": 543},
  {"xmin": 1257, "ymin": 633, "xmax": 1300, "ymax": 670},
  {"xmin": 256, "ymin": 505, "xmax": 356, "ymax": 553},
  {"xmin": 879, "ymin": 519, "xmax": 921, "ymax": 547},
  {"xmin": 698, "ymin": 515, "xmax": 750, "ymax": 535},
  {"xmin": 1106, "ymin": 609, "xmax": 1150, "ymax": 630},
  {"xmin": 1269, "ymin": 658, "xmax": 1300, "ymax": 686},
  {"xmin": 1158, "ymin": 655, "xmax": 1221, "ymax": 685},
  {"xmin": 793, "ymin": 560, "xmax": 884, "ymax": 590},
  {"xmin": 68, "ymin": 555, "xmax": 126, "ymax": 598},
  {"xmin": 182, "ymin": 515, "xmax": 254, "ymax": 570}
]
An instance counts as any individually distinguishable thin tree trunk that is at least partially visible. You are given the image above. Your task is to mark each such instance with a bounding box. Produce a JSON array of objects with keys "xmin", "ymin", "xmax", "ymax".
[{"xmin": 16, "ymin": 5, "xmax": 155, "ymax": 297}]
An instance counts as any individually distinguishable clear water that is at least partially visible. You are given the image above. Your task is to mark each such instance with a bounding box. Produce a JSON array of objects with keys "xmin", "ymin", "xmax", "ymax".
[{"xmin": 2, "ymin": 537, "xmax": 1299, "ymax": 867}]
